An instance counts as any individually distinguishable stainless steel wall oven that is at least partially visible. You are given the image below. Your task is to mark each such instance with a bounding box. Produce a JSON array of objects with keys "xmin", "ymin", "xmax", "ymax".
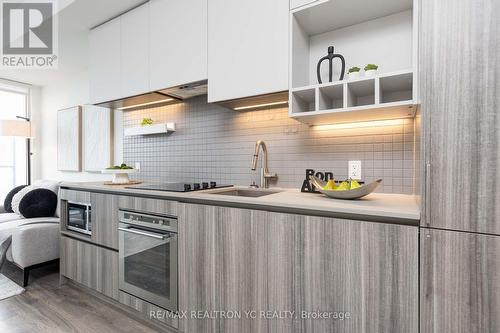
[{"xmin": 118, "ymin": 210, "xmax": 178, "ymax": 311}]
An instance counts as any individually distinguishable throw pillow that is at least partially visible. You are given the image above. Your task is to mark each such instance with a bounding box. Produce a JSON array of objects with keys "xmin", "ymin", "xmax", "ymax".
[
  {"xmin": 18, "ymin": 189, "xmax": 58, "ymax": 218},
  {"xmin": 3, "ymin": 185, "xmax": 27, "ymax": 213},
  {"xmin": 11, "ymin": 185, "xmax": 35, "ymax": 215},
  {"xmin": 11, "ymin": 180, "xmax": 61, "ymax": 215},
  {"xmin": 33, "ymin": 180, "xmax": 61, "ymax": 194}
]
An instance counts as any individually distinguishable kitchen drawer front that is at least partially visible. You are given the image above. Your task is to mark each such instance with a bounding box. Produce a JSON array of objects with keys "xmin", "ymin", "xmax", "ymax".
[
  {"xmin": 118, "ymin": 291, "xmax": 178, "ymax": 329},
  {"xmin": 60, "ymin": 236, "xmax": 119, "ymax": 301},
  {"xmin": 118, "ymin": 196, "xmax": 178, "ymax": 217},
  {"xmin": 59, "ymin": 189, "xmax": 91, "ymax": 204}
]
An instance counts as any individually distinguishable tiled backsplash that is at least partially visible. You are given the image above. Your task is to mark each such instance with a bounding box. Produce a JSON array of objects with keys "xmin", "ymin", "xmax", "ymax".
[{"xmin": 123, "ymin": 96, "xmax": 417, "ymax": 194}]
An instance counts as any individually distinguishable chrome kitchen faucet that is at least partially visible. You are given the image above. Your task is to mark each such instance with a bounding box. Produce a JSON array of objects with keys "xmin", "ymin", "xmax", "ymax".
[{"xmin": 251, "ymin": 140, "xmax": 277, "ymax": 188}]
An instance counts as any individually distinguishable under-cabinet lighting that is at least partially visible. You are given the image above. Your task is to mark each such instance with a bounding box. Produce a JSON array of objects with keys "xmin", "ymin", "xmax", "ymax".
[
  {"xmin": 117, "ymin": 98, "xmax": 174, "ymax": 110},
  {"xmin": 233, "ymin": 100, "xmax": 288, "ymax": 111},
  {"xmin": 314, "ymin": 119, "xmax": 405, "ymax": 131}
]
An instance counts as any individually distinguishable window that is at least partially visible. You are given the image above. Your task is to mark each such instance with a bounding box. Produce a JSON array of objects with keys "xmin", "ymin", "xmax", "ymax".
[{"xmin": 0, "ymin": 85, "xmax": 29, "ymax": 203}]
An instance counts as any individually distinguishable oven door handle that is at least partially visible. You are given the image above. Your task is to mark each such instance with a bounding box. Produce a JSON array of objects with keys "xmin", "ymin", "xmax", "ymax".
[{"xmin": 118, "ymin": 227, "xmax": 167, "ymax": 240}]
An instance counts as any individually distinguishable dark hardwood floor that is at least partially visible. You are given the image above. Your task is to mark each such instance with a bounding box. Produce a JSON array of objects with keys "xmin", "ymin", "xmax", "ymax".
[{"xmin": 0, "ymin": 262, "xmax": 162, "ymax": 333}]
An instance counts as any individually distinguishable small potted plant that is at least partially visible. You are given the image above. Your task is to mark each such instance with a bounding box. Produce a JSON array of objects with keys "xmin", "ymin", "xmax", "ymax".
[
  {"xmin": 364, "ymin": 64, "xmax": 379, "ymax": 77},
  {"xmin": 348, "ymin": 66, "xmax": 361, "ymax": 79}
]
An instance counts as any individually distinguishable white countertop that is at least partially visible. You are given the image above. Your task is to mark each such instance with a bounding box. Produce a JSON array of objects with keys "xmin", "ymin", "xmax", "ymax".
[{"xmin": 61, "ymin": 182, "xmax": 421, "ymax": 225}]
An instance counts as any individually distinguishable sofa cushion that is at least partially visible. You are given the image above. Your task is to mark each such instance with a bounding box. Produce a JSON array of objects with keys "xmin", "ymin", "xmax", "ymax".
[
  {"xmin": 3, "ymin": 185, "xmax": 27, "ymax": 213},
  {"xmin": 19, "ymin": 189, "xmax": 57, "ymax": 219},
  {"xmin": 0, "ymin": 219, "xmax": 22, "ymax": 242},
  {"xmin": 0, "ymin": 213, "xmax": 22, "ymax": 224},
  {"xmin": 0, "ymin": 217, "xmax": 58, "ymax": 241},
  {"xmin": 2, "ymin": 217, "xmax": 59, "ymax": 266},
  {"xmin": 9, "ymin": 221, "xmax": 60, "ymax": 268},
  {"xmin": 17, "ymin": 217, "xmax": 59, "ymax": 226}
]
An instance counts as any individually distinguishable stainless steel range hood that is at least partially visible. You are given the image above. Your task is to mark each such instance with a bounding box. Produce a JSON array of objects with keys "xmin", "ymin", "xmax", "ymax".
[
  {"xmin": 158, "ymin": 80, "xmax": 207, "ymax": 100},
  {"xmin": 96, "ymin": 80, "xmax": 207, "ymax": 110}
]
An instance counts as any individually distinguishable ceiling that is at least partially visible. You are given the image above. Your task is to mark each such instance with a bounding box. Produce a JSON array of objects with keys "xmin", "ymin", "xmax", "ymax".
[{"xmin": 0, "ymin": 0, "xmax": 146, "ymax": 87}]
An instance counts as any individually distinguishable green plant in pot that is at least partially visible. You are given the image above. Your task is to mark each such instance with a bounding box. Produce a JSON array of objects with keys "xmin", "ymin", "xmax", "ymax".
[
  {"xmin": 364, "ymin": 64, "xmax": 379, "ymax": 77},
  {"xmin": 348, "ymin": 66, "xmax": 361, "ymax": 79}
]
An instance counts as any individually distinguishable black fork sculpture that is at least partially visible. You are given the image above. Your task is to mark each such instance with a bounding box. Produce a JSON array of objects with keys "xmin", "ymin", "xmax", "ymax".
[{"xmin": 316, "ymin": 46, "xmax": 345, "ymax": 83}]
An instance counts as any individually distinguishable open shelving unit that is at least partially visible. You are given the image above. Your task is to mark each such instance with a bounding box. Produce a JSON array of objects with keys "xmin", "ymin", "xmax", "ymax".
[
  {"xmin": 289, "ymin": 0, "xmax": 418, "ymax": 125},
  {"xmin": 290, "ymin": 70, "xmax": 417, "ymax": 125}
]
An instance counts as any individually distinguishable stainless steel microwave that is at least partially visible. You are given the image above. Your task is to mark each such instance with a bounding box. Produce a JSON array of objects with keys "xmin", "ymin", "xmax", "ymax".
[{"xmin": 67, "ymin": 201, "xmax": 92, "ymax": 235}]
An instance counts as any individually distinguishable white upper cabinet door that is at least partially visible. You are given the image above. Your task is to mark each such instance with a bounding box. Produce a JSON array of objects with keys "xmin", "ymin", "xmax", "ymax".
[
  {"xmin": 89, "ymin": 19, "xmax": 121, "ymax": 104},
  {"xmin": 149, "ymin": 0, "xmax": 207, "ymax": 91},
  {"xmin": 207, "ymin": 0, "xmax": 289, "ymax": 103},
  {"xmin": 121, "ymin": 3, "xmax": 150, "ymax": 97}
]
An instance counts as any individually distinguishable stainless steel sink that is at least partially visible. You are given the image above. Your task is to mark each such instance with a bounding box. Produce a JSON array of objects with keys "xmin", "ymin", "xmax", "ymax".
[{"xmin": 209, "ymin": 188, "xmax": 281, "ymax": 198}]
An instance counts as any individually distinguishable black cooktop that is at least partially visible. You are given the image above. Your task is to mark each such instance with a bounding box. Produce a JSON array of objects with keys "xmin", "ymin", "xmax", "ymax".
[{"xmin": 126, "ymin": 182, "xmax": 232, "ymax": 192}]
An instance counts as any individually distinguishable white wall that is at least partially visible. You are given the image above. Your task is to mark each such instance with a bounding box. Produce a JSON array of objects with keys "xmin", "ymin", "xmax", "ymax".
[
  {"xmin": 32, "ymin": 35, "xmax": 123, "ymax": 183},
  {"xmin": 310, "ymin": 10, "xmax": 413, "ymax": 84}
]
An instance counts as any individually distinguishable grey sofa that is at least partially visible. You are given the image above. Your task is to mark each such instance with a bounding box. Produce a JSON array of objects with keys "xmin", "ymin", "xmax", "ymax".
[{"xmin": 0, "ymin": 205, "xmax": 60, "ymax": 286}]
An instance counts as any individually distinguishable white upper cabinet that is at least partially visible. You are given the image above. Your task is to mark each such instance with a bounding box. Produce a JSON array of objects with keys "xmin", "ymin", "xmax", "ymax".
[
  {"xmin": 207, "ymin": 0, "xmax": 289, "ymax": 103},
  {"xmin": 89, "ymin": 19, "xmax": 121, "ymax": 104},
  {"xmin": 121, "ymin": 2, "xmax": 150, "ymax": 97},
  {"xmin": 149, "ymin": 0, "xmax": 207, "ymax": 91}
]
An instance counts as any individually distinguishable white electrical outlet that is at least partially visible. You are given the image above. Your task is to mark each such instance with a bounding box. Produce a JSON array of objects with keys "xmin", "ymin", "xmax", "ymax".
[
  {"xmin": 348, "ymin": 161, "xmax": 362, "ymax": 179},
  {"xmin": 135, "ymin": 162, "xmax": 141, "ymax": 170}
]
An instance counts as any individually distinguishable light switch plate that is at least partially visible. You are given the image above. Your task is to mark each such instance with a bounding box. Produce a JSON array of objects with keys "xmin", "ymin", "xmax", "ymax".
[
  {"xmin": 135, "ymin": 162, "xmax": 141, "ymax": 170},
  {"xmin": 348, "ymin": 161, "xmax": 362, "ymax": 179}
]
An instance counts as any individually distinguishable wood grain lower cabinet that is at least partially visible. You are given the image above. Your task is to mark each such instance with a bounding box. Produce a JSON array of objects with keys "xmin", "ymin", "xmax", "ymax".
[
  {"xmin": 268, "ymin": 213, "xmax": 419, "ymax": 333},
  {"xmin": 218, "ymin": 208, "xmax": 269, "ymax": 333},
  {"xmin": 60, "ymin": 190, "xmax": 119, "ymax": 250},
  {"xmin": 179, "ymin": 205, "xmax": 271, "ymax": 333},
  {"xmin": 178, "ymin": 204, "xmax": 222, "ymax": 333},
  {"xmin": 60, "ymin": 236, "xmax": 119, "ymax": 301},
  {"xmin": 421, "ymin": 229, "xmax": 500, "ymax": 333},
  {"xmin": 90, "ymin": 193, "xmax": 119, "ymax": 250},
  {"xmin": 420, "ymin": 0, "xmax": 500, "ymax": 233},
  {"xmin": 179, "ymin": 203, "xmax": 418, "ymax": 333}
]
